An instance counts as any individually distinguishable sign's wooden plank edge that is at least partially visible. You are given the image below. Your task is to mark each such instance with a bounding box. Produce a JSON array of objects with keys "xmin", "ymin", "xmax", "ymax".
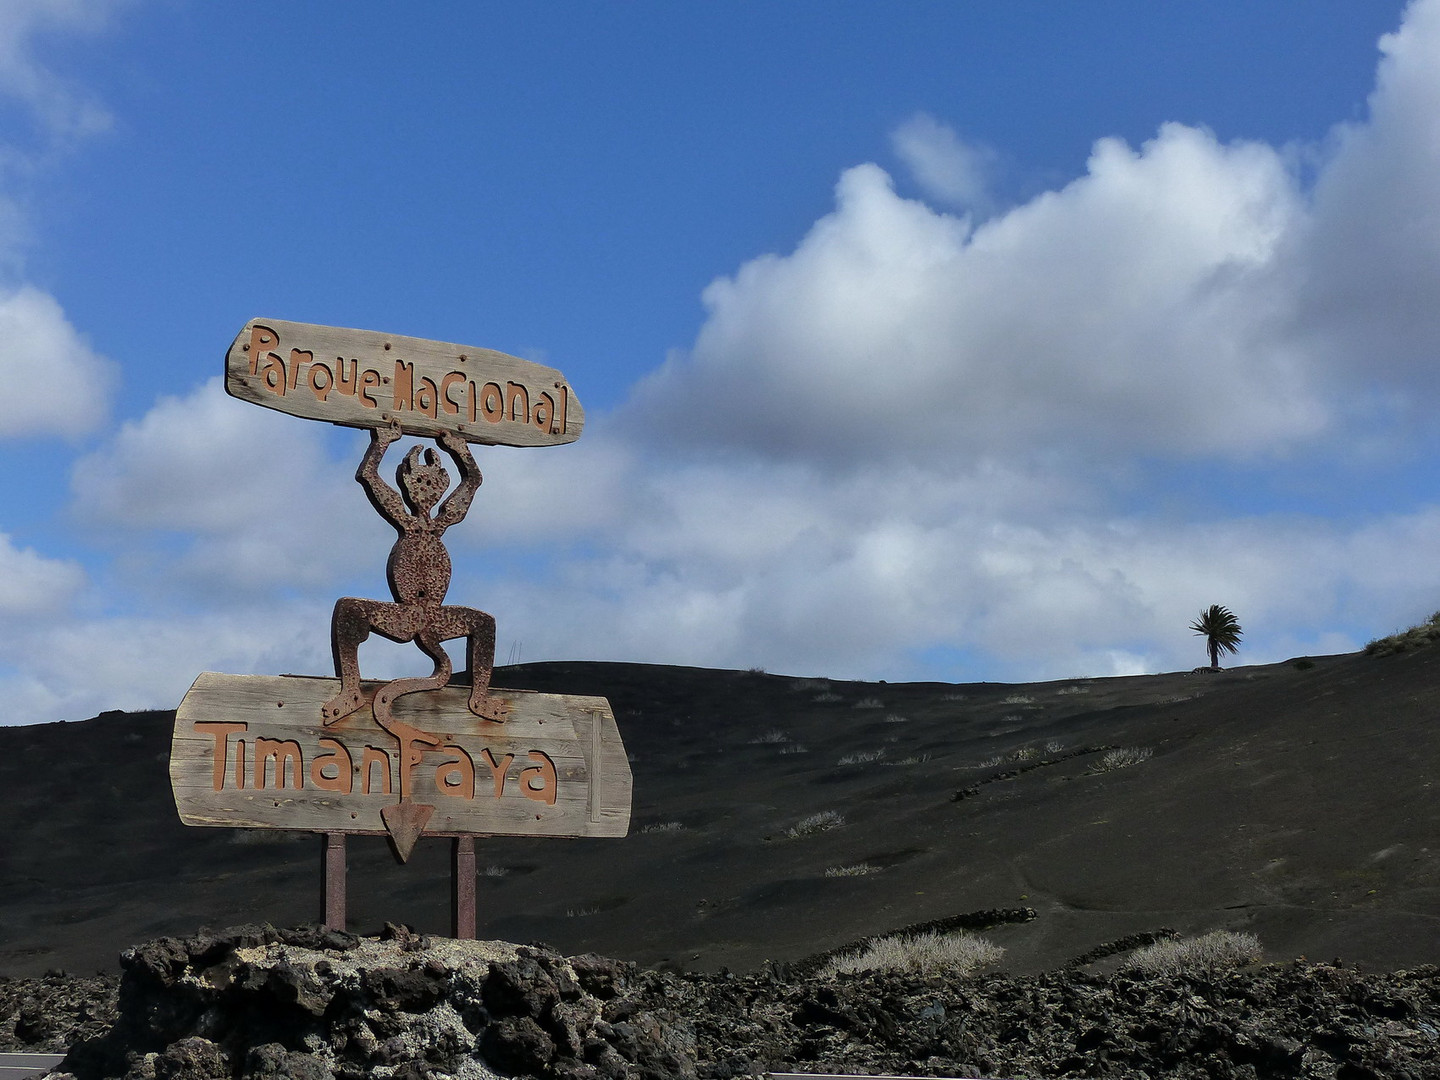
[
  {"xmin": 225, "ymin": 317, "xmax": 585, "ymax": 447},
  {"xmin": 171, "ymin": 673, "xmax": 630, "ymax": 839}
]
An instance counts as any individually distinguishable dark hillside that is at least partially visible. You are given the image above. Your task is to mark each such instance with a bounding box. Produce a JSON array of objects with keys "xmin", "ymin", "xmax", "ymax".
[{"xmin": 2, "ymin": 648, "xmax": 1438, "ymax": 978}]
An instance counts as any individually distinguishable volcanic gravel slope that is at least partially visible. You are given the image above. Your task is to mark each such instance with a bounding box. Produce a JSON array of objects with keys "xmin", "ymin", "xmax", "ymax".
[{"xmin": 3, "ymin": 647, "xmax": 1440, "ymax": 980}]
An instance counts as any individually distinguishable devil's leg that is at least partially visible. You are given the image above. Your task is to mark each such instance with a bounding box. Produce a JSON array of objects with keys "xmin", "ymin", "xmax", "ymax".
[
  {"xmin": 322, "ymin": 597, "xmax": 379, "ymax": 723},
  {"xmin": 462, "ymin": 609, "xmax": 501, "ymax": 719}
]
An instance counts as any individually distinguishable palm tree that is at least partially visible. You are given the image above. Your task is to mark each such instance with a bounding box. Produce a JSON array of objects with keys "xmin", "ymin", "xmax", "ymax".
[{"xmin": 1190, "ymin": 604, "xmax": 1243, "ymax": 670}]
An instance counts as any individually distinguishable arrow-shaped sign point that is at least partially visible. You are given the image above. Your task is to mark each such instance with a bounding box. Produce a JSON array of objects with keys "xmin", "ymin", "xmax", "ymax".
[{"xmin": 381, "ymin": 802, "xmax": 435, "ymax": 862}]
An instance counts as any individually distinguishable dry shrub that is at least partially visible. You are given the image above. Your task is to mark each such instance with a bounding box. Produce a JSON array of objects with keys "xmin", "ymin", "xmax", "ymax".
[
  {"xmin": 1095, "ymin": 746, "xmax": 1152, "ymax": 771},
  {"xmin": 1367, "ymin": 611, "xmax": 1440, "ymax": 656},
  {"xmin": 785, "ymin": 810, "xmax": 845, "ymax": 838},
  {"xmin": 823, "ymin": 930, "xmax": 1004, "ymax": 978},
  {"xmin": 838, "ymin": 748, "xmax": 886, "ymax": 765},
  {"xmin": 1123, "ymin": 930, "xmax": 1262, "ymax": 975},
  {"xmin": 824, "ymin": 863, "xmax": 879, "ymax": 878}
]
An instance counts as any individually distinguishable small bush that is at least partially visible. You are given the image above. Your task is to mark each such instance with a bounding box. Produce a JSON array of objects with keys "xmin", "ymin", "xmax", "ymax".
[
  {"xmin": 976, "ymin": 754, "xmax": 1005, "ymax": 769},
  {"xmin": 481, "ymin": 864, "xmax": 510, "ymax": 879},
  {"xmin": 812, "ymin": 691, "xmax": 843, "ymax": 703},
  {"xmin": 1001, "ymin": 694, "xmax": 1034, "ymax": 705},
  {"xmin": 1123, "ymin": 930, "xmax": 1262, "ymax": 975},
  {"xmin": 853, "ymin": 696, "xmax": 885, "ymax": 709},
  {"xmin": 823, "ymin": 930, "xmax": 1004, "ymax": 977},
  {"xmin": 824, "ymin": 863, "xmax": 879, "ymax": 878},
  {"xmin": 1095, "ymin": 746, "xmax": 1152, "ymax": 771},
  {"xmin": 786, "ymin": 810, "xmax": 845, "ymax": 838},
  {"xmin": 942, "ymin": 692, "xmax": 967, "ymax": 701},
  {"xmin": 1009, "ymin": 746, "xmax": 1037, "ymax": 762},
  {"xmin": 882, "ymin": 713, "xmax": 909, "ymax": 724},
  {"xmin": 1057, "ymin": 685, "xmax": 1090, "ymax": 696},
  {"xmin": 750, "ymin": 728, "xmax": 789, "ymax": 745},
  {"xmin": 1366, "ymin": 611, "xmax": 1440, "ymax": 656},
  {"xmin": 838, "ymin": 748, "xmax": 886, "ymax": 766},
  {"xmin": 890, "ymin": 753, "xmax": 930, "ymax": 765},
  {"xmin": 780, "ymin": 743, "xmax": 809, "ymax": 755},
  {"xmin": 639, "ymin": 821, "xmax": 684, "ymax": 834},
  {"xmin": 1043, "ymin": 740, "xmax": 1065, "ymax": 755}
]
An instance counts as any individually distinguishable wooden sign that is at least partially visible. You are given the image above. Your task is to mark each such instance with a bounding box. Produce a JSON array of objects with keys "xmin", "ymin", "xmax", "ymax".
[
  {"xmin": 172, "ymin": 673, "xmax": 631, "ymax": 841},
  {"xmin": 225, "ymin": 318, "xmax": 584, "ymax": 446}
]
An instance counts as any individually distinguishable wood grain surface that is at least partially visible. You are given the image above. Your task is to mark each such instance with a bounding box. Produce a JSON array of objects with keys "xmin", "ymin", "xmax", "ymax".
[
  {"xmin": 172, "ymin": 673, "xmax": 629, "ymax": 838},
  {"xmin": 225, "ymin": 318, "xmax": 584, "ymax": 446}
]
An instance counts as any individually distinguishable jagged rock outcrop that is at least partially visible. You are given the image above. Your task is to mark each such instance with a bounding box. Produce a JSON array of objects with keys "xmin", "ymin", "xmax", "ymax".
[{"xmin": 49, "ymin": 925, "xmax": 694, "ymax": 1080}]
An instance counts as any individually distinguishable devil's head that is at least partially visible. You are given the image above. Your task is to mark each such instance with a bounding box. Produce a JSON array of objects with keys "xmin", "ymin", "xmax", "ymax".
[{"xmin": 397, "ymin": 445, "xmax": 450, "ymax": 515}]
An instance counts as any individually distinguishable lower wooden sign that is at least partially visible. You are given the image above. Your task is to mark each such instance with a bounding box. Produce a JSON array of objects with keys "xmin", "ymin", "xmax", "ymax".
[{"xmin": 172, "ymin": 673, "xmax": 631, "ymax": 845}]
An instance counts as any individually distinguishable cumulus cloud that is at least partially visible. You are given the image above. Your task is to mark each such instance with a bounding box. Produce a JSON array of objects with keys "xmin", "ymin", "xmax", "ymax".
[
  {"xmin": 0, "ymin": 602, "xmax": 335, "ymax": 725},
  {"xmin": 632, "ymin": 122, "xmax": 1319, "ymax": 468},
  {"xmin": 0, "ymin": 529, "xmax": 84, "ymax": 616},
  {"xmin": 892, "ymin": 112, "xmax": 999, "ymax": 215},
  {"xmin": 0, "ymin": 286, "xmax": 114, "ymax": 437},
  {"xmin": 70, "ymin": 378, "xmax": 386, "ymax": 598},
  {"xmin": 1294, "ymin": 0, "xmax": 1440, "ymax": 407},
  {"xmin": 0, "ymin": 2, "xmax": 119, "ymax": 436}
]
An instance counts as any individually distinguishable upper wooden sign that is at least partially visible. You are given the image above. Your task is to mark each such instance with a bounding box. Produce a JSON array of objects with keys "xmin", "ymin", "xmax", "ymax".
[
  {"xmin": 172, "ymin": 673, "xmax": 631, "ymax": 841},
  {"xmin": 225, "ymin": 318, "xmax": 584, "ymax": 446}
]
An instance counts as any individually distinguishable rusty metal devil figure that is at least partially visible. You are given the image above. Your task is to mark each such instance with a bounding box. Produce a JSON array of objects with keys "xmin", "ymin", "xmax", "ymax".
[{"xmin": 322, "ymin": 417, "xmax": 505, "ymax": 729}]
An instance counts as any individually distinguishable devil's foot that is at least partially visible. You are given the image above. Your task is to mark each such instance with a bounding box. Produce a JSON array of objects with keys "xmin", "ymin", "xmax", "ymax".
[
  {"xmin": 321, "ymin": 687, "xmax": 366, "ymax": 724},
  {"xmin": 469, "ymin": 691, "xmax": 508, "ymax": 722}
]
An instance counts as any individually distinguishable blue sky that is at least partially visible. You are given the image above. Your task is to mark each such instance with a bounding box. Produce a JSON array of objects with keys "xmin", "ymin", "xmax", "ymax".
[{"xmin": 3, "ymin": 0, "xmax": 1439, "ymax": 724}]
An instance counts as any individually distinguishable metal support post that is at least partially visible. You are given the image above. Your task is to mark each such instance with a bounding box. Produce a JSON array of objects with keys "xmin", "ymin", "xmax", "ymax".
[
  {"xmin": 453, "ymin": 835, "xmax": 476, "ymax": 939},
  {"xmin": 323, "ymin": 832, "xmax": 347, "ymax": 931}
]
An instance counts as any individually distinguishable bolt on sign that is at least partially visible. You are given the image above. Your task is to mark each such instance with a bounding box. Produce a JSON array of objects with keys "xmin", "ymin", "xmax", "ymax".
[{"xmin": 173, "ymin": 319, "xmax": 630, "ymax": 935}]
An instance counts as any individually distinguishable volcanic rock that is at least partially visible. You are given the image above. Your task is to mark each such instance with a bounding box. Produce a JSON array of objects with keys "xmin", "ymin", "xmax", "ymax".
[{"xmin": 9, "ymin": 926, "xmax": 1440, "ymax": 1079}]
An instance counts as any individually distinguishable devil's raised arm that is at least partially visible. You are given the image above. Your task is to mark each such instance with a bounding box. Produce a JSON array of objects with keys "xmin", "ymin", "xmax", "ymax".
[
  {"xmin": 434, "ymin": 430, "xmax": 482, "ymax": 527},
  {"xmin": 357, "ymin": 421, "xmax": 407, "ymax": 526}
]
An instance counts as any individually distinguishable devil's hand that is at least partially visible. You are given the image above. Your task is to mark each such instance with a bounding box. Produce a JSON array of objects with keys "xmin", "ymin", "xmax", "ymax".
[
  {"xmin": 374, "ymin": 417, "xmax": 403, "ymax": 445},
  {"xmin": 437, "ymin": 429, "xmax": 470, "ymax": 456}
]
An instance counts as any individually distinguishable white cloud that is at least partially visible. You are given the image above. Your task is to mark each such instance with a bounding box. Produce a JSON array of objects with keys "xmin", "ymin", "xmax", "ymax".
[
  {"xmin": 70, "ymin": 378, "xmax": 386, "ymax": 597},
  {"xmin": 632, "ymin": 121, "xmax": 1319, "ymax": 468},
  {"xmin": 0, "ymin": 529, "xmax": 84, "ymax": 616},
  {"xmin": 0, "ymin": 2, "xmax": 120, "ymax": 436},
  {"xmin": 0, "ymin": 286, "xmax": 114, "ymax": 437},
  {"xmin": 0, "ymin": 602, "xmax": 335, "ymax": 725},
  {"xmin": 892, "ymin": 112, "xmax": 999, "ymax": 215},
  {"xmin": 0, "ymin": 0, "xmax": 114, "ymax": 151},
  {"xmin": 1293, "ymin": 0, "xmax": 1440, "ymax": 409}
]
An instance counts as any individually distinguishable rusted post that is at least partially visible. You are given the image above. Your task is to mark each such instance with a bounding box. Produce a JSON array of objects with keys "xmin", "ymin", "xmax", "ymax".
[
  {"xmin": 454, "ymin": 836, "xmax": 476, "ymax": 939},
  {"xmin": 323, "ymin": 832, "xmax": 346, "ymax": 931}
]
